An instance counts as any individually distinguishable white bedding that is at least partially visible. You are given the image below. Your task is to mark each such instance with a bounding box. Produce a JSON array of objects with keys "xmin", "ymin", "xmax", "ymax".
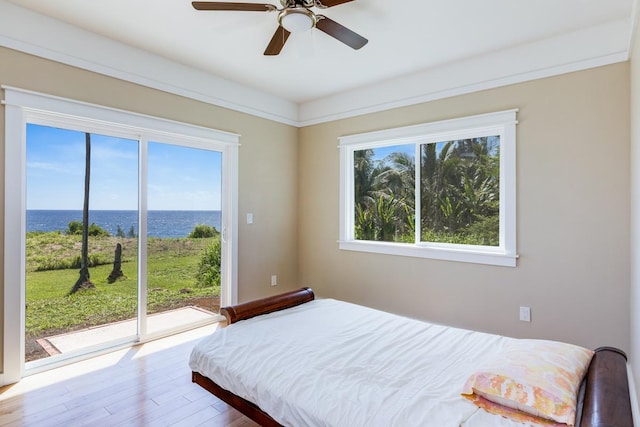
[{"xmin": 189, "ymin": 299, "xmax": 536, "ymax": 427}]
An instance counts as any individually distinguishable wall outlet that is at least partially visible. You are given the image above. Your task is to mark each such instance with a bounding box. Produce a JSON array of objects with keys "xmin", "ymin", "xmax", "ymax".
[
  {"xmin": 271, "ymin": 275, "xmax": 277, "ymax": 286},
  {"xmin": 519, "ymin": 306, "xmax": 531, "ymax": 322}
]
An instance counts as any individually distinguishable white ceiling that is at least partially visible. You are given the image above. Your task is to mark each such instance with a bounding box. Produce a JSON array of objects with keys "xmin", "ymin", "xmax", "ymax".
[{"xmin": 0, "ymin": 0, "xmax": 636, "ymax": 125}]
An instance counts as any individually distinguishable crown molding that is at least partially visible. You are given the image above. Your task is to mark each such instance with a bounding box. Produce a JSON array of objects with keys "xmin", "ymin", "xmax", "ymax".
[
  {"xmin": 0, "ymin": 0, "xmax": 632, "ymax": 128},
  {"xmin": 298, "ymin": 19, "xmax": 630, "ymax": 126},
  {"xmin": 0, "ymin": 0, "xmax": 300, "ymax": 126}
]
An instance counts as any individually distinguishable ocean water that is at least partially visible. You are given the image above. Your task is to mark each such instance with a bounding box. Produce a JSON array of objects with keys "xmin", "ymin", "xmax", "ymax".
[{"xmin": 27, "ymin": 210, "xmax": 222, "ymax": 238}]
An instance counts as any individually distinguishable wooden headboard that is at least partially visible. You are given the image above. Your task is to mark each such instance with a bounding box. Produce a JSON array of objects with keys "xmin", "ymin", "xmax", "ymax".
[{"xmin": 220, "ymin": 287, "xmax": 314, "ymax": 324}]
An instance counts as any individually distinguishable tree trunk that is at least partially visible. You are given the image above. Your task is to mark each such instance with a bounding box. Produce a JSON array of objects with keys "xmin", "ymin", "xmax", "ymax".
[
  {"xmin": 107, "ymin": 243, "xmax": 125, "ymax": 283},
  {"xmin": 69, "ymin": 132, "xmax": 95, "ymax": 294}
]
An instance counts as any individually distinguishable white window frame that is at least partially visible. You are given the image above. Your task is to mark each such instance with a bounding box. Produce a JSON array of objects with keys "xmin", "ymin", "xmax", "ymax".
[
  {"xmin": 2, "ymin": 86, "xmax": 239, "ymax": 384},
  {"xmin": 339, "ymin": 109, "xmax": 517, "ymax": 267}
]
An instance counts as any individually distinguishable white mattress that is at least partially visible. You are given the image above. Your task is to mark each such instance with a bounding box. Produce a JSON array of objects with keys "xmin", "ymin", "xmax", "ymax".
[{"xmin": 189, "ymin": 298, "xmax": 536, "ymax": 427}]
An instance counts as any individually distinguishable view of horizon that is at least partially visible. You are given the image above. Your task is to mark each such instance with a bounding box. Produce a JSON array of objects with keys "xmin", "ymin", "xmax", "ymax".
[
  {"xmin": 26, "ymin": 208, "xmax": 223, "ymax": 211},
  {"xmin": 26, "ymin": 123, "xmax": 223, "ymax": 211}
]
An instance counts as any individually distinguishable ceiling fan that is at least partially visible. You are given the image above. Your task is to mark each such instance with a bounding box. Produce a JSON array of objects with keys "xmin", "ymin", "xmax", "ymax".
[{"xmin": 192, "ymin": 0, "xmax": 368, "ymax": 55}]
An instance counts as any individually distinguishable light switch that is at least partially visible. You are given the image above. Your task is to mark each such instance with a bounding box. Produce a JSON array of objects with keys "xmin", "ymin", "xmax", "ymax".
[{"xmin": 247, "ymin": 213, "xmax": 253, "ymax": 224}]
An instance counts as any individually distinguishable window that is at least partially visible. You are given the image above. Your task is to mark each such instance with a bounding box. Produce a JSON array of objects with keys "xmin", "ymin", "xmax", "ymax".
[
  {"xmin": 339, "ymin": 110, "xmax": 517, "ymax": 267},
  {"xmin": 3, "ymin": 86, "xmax": 239, "ymax": 382}
]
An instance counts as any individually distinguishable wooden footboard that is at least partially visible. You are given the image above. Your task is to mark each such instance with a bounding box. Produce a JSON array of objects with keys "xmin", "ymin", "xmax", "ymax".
[
  {"xmin": 193, "ymin": 288, "xmax": 634, "ymax": 427},
  {"xmin": 580, "ymin": 347, "xmax": 633, "ymax": 427}
]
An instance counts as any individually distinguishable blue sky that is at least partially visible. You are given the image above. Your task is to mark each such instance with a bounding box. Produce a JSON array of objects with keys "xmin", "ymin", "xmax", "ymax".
[
  {"xmin": 26, "ymin": 124, "xmax": 222, "ymax": 210},
  {"xmin": 370, "ymin": 144, "xmax": 415, "ymax": 162},
  {"xmin": 367, "ymin": 137, "xmax": 500, "ymax": 164}
]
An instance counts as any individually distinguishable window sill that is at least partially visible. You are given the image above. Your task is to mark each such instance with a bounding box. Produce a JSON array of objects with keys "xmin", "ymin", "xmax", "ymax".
[{"xmin": 338, "ymin": 240, "xmax": 517, "ymax": 267}]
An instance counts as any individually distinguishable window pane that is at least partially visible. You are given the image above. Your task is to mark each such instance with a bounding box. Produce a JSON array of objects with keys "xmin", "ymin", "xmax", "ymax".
[
  {"xmin": 25, "ymin": 124, "xmax": 139, "ymax": 362},
  {"xmin": 420, "ymin": 137, "xmax": 500, "ymax": 246},
  {"xmin": 353, "ymin": 145, "xmax": 415, "ymax": 242},
  {"xmin": 146, "ymin": 142, "xmax": 221, "ymax": 335}
]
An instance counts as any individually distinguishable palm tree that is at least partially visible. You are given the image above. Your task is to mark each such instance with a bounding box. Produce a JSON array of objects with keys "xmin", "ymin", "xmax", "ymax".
[
  {"xmin": 354, "ymin": 148, "xmax": 415, "ymax": 241},
  {"xmin": 69, "ymin": 132, "xmax": 95, "ymax": 294},
  {"xmin": 354, "ymin": 139, "xmax": 499, "ymax": 244},
  {"xmin": 421, "ymin": 141, "xmax": 459, "ymax": 232},
  {"xmin": 354, "ymin": 149, "xmax": 375, "ymax": 207},
  {"xmin": 376, "ymin": 151, "xmax": 415, "ymax": 239},
  {"xmin": 376, "ymin": 151, "xmax": 414, "ymax": 200},
  {"xmin": 420, "ymin": 137, "xmax": 500, "ymax": 243}
]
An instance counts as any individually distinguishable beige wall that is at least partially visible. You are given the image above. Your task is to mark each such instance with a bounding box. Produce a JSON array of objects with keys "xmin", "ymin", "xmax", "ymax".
[
  {"xmin": 0, "ymin": 44, "xmax": 633, "ymax": 386},
  {"xmin": 299, "ymin": 63, "xmax": 631, "ymax": 353},
  {"xmin": 630, "ymin": 14, "xmax": 640, "ymax": 406},
  {"xmin": 0, "ymin": 46, "xmax": 300, "ymax": 373}
]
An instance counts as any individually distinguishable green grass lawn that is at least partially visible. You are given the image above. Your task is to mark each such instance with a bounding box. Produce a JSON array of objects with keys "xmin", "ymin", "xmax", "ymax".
[{"xmin": 26, "ymin": 233, "xmax": 220, "ymax": 341}]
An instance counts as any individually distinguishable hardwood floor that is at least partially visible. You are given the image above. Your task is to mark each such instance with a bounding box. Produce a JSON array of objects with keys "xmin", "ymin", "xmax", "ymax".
[{"xmin": 0, "ymin": 325, "xmax": 260, "ymax": 427}]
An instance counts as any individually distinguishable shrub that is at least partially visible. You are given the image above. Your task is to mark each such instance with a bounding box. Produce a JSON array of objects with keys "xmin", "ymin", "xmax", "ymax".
[
  {"xmin": 420, "ymin": 215, "xmax": 499, "ymax": 246},
  {"xmin": 196, "ymin": 239, "xmax": 221, "ymax": 288},
  {"xmin": 89, "ymin": 223, "xmax": 111, "ymax": 237},
  {"xmin": 188, "ymin": 224, "xmax": 219, "ymax": 239},
  {"xmin": 461, "ymin": 215, "xmax": 499, "ymax": 246},
  {"xmin": 66, "ymin": 220, "xmax": 111, "ymax": 237},
  {"xmin": 66, "ymin": 220, "xmax": 82, "ymax": 235}
]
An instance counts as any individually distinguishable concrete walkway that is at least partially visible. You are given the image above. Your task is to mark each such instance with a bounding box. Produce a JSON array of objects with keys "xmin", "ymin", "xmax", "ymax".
[{"xmin": 37, "ymin": 306, "xmax": 216, "ymax": 355}]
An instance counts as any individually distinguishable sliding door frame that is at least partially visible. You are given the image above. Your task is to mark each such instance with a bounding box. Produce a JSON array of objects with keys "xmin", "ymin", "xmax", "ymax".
[{"xmin": 2, "ymin": 86, "xmax": 239, "ymax": 384}]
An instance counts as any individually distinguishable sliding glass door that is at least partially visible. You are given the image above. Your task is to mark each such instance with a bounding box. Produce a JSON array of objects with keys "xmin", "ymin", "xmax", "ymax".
[
  {"xmin": 23, "ymin": 126, "xmax": 225, "ymax": 368},
  {"xmin": 3, "ymin": 87, "xmax": 238, "ymax": 381},
  {"xmin": 144, "ymin": 141, "xmax": 222, "ymax": 337},
  {"xmin": 25, "ymin": 124, "xmax": 141, "ymax": 364}
]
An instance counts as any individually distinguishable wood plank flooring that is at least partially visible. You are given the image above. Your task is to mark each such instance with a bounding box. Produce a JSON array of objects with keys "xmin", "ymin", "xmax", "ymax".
[{"xmin": 0, "ymin": 324, "xmax": 260, "ymax": 427}]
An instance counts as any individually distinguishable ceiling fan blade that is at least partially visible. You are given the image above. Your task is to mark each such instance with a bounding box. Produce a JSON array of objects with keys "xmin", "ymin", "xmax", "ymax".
[
  {"xmin": 315, "ymin": 0, "xmax": 355, "ymax": 7},
  {"xmin": 264, "ymin": 26, "xmax": 291, "ymax": 56},
  {"xmin": 315, "ymin": 16, "xmax": 368, "ymax": 50},
  {"xmin": 192, "ymin": 2, "xmax": 276, "ymax": 12}
]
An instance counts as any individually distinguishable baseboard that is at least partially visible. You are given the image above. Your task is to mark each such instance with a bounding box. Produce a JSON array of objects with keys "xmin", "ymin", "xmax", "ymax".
[{"xmin": 628, "ymin": 364, "xmax": 640, "ymax": 425}]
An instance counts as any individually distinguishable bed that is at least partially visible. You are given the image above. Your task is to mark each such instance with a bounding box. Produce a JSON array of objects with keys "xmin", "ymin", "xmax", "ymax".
[{"xmin": 189, "ymin": 288, "xmax": 633, "ymax": 426}]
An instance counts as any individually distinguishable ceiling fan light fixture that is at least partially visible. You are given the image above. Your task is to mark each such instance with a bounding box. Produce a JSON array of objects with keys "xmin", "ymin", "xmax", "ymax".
[{"xmin": 278, "ymin": 9, "xmax": 316, "ymax": 33}]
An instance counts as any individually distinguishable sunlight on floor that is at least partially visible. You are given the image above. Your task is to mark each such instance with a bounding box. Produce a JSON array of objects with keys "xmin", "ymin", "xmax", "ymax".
[{"xmin": 0, "ymin": 323, "xmax": 220, "ymax": 401}]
